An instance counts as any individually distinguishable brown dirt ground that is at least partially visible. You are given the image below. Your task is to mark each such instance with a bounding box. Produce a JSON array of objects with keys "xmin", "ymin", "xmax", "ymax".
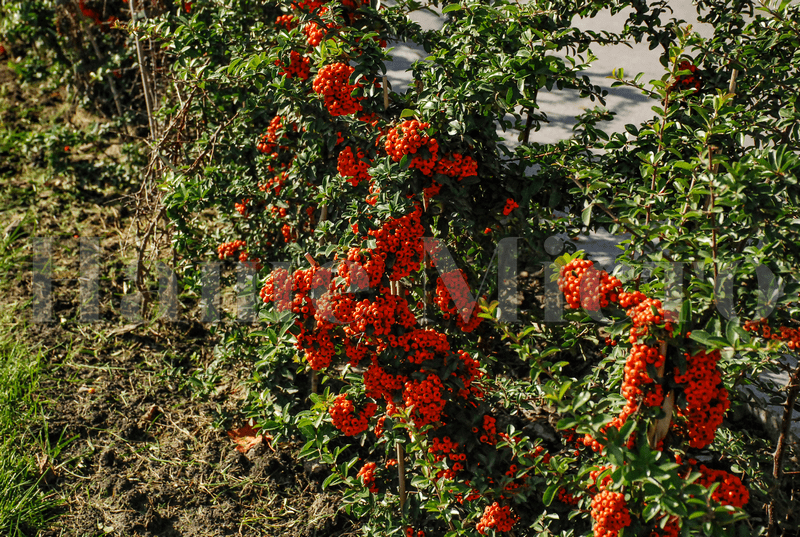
[{"xmin": 1, "ymin": 63, "xmax": 355, "ymax": 537}]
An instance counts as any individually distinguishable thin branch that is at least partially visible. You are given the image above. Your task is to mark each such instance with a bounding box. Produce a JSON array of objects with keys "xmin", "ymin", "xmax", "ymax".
[
  {"xmin": 396, "ymin": 437, "xmax": 407, "ymax": 522},
  {"xmin": 767, "ymin": 355, "xmax": 800, "ymax": 537},
  {"xmin": 130, "ymin": 0, "xmax": 157, "ymax": 141},
  {"xmin": 522, "ymin": 109, "xmax": 535, "ymax": 145}
]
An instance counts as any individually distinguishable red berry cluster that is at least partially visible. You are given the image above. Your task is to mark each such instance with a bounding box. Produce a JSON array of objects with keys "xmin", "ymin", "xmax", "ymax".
[
  {"xmin": 235, "ymin": 198, "xmax": 250, "ymax": 216},
  {"xmin": 502, "ymin": 463, "xmax": 528, "ymax": 495},
  {"xmin": 434, "ymin": 270, "xmax": 482, "ymax": 332},
  {"xmin": 367, "ymin": 205, "xmax": 425, "ymax": 280},
  {"xmin": 559, "ymin": 260, "xmax": 668, "ymax": 414},
  {"xmin": 365, "ymin": 183, "xmax": 380, "ymax": 205},
  {"xmin": 558, "ymin": 259, "xmax": 601, "ymax": 310},
  {"xmin": 650, "ymin": 517, "xmax": 680, "ymax": 537},
  {"xmin": 502, "ymin": 198, "xmax": 518, "ymax": 216},
  {"xmin": 553, "ymin": 256, "xmax": 754, "ymax": 534},
  {"xmin": 281, "ymin": 223, "xmax": 295, "ymax": 243},
  {"xmin": 401, "ymin": 328, "xmax": 450, "ymax": 364},
  {"xmin": 454, "ymin": 350, "xmax": 484, "ymax": 399},
  {"xmin": 275, "ymin": 14, "xmax": 297, "ymax": 29},
  {"xmin": 480, "ymin": 414, "xmax": 498, "ymax": 445},
  {"xmin": 476, "ymin": 502, "xmax": 518, "ymax": 534},
  {"xmin": 351, "ymin": 295, "xmax": 416, "ymax": 337},
  {"xmin": 339, "ymin": 248, "xmax": 385, "ymax": 288},
  {"xmin": 329, "ymin": 394, "xmax": 377, "ymax": 435},
  {"xmin": 263, "ymin": 265, "xmax": 336, "ymax": 366},
  {"xmin": 364, "ymin": 358, "xmax": 407, "ymax": 400},
  {"xmin": 314, "ymin": 291, "xmax": 356, "ymax": 325},
  {"xmin": 434, "ymin": 152, "xmax": 478, "ymax": 180},
  {"xmin": 558, "ymin": 488, "xmax": 580, "ymax": 505},
  {"xmin": 557, "ymin": 258, "xmax": 734, "ymax": 466},
  {"xmin": 357, "ymin": 461, "xmax": 378, "ymax": 492},
  {"xmin": 744, "ymin": 317, "xmax": 800, "ymax": 349},
  {"xmin": 673, "ymin": 60, "xmax": 701, "ymax": 92},
  {"xmin": 429, "ymin": 436, "xmax": 464, "ymax": 479},
  {"xmin": 312, "ymin": 63, "xmax": 363, "ymax": 116},
  {"xmin": 621, "ymin": 293, "xmax": 672, "ymax": 343},
  {"xmin": 292, "ymin": 0, "xmax": 325, "ymax": 11},
  {"xmin": 423, "ymin": 180, "xmax": 441, "ymax": 201},
  {"xmin": 620, "ymin": 343, "xmax": 665, "ymax": 409},
  {"xmin": 78, "ymin": 0, "xmax": 119, "ymax": 31},
  {"xmin": 338, "ymin": 146, "xmax": 372, "ymax": 186},
  {"xmin": 257, "ymin": 116, "xmax": 289, "ymax": 155},
  {"xmin": 588, "ymin": 467, "xmax": 613, "ymax": 494},
  {"xmin": 673, "ymin": 349, "xmax": 729, "ymax": 448},
  {"xmin": 259, "ymin": 172, "xmax": 287, "ymax": 196},
  {"xmin": 405, "ymin": 528, "xmax": 425, "ymax": 537},
  {"xmin": 385, "ymin": 120, "xmax": 439, "ymax": 176},
  {"xmin": 270, "ymin": 205, "xmax": 288, "ymax": 219},
  {"xmin": 304, "ymin": 17, "xmax": 338, "ymax": 47},
  {"xmin": 402, "ymin": 374, "xmax": 447, "ymax": 428},
  {"xmin": 591, "ymin": 490, "xmax": 632, "ymax": 537},
  {"xmin": 580, "ymin": 266, "xmax": 622, "ymax": 312},
  {"xmin": 298, "ymin": 325, "xmax": 335, "ymax": 369},
  {"xmin": 276, "ymin": 50, "xmax": 311, "ymax": 80},
  {"xmin": 217, "ymin": 239, "xmax": 247, "ymax": 260},
  {"xmin": 259, "ymin": 267, "xmax": 292, "ymax": 311},
  {"xmin": 697, "ymin": 464, "xmax": 749, "ymax": 508}
]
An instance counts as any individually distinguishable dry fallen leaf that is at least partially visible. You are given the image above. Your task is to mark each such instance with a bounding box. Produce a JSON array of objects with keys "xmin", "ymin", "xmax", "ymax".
[
  {"xmin": 227, "ymin": 421, "xmax": 272, "ymax": 453},
  {"xmin": 141, "ymin": 404, "xmax": 161, "ymax": 422},
  {"xmin": 36, "ymin": 453, "xmax": 56, "ymax": 486}
]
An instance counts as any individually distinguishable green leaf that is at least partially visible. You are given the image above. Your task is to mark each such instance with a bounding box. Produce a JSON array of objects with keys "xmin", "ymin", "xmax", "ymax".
[
  {"xmin": 322, "ymin": 473, "xmax": 342, "ymax": 489},
  {"xmin": 442, "ymin": 3, "xmax": 462, "ymax": 13},
  {"xmin": 540, "ymin": 347, "xmax": 560, "ymax": 358},
  {"xmin": 543, "ymin": 483, "xmax": 558, "ymax": 506},
  {"xmin": 680, "ymin": 298, "xmax": 691, "ymax": 325},
  {"xmin": 400, "ymin": 109, "xmax": 416, "ymax": 119},
  {"xmin": 725, "ymin": 320, "xmax": 740, "ymax": 346},
  {"xmin": 582, "ymin": 204, "xmax": 593, "ymax": 227},
  {"xmin": 558, "ymin": 380, "xmax": 573, "ymax": 401},
  {"xmin": 573, "ymin": 390, "xmax": 591, "ymax": 412},
  {"xmin": 688, "ymin": 330, "xmax": 713, "ymax": 346}
]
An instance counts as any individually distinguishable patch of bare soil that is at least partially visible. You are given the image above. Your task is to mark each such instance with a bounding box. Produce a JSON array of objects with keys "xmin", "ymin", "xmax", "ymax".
[
  {"xmin": 0, "ymin": 62, "xmax": 354, "ymax": 537},
  {"xmin": 33, "ymin": 322, "xmax": 350, "ymax": 537}
]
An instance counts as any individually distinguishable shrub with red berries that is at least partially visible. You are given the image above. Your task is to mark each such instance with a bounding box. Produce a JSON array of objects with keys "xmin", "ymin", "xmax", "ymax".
[{"xmin": 153, "ymin": 0, "xmax": 800, "ymax": 535}]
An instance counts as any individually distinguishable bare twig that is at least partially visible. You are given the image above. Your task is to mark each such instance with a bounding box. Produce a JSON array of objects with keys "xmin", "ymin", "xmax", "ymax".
[
  {"xmin": 522, "ymin": 109, "xmax": 535, "ymax": 145},
  {"xmin": 767, "ymin": 356, "xmax": 800, "ymax": 537},
  {"xmin": 648, "ymin": 341, "xmax": 673, "ymax": 446},
  {"xmin": 130, "ymin": 0, "xmax": 157, "ymax": 141},
  {"xmin": 389, "ymin": 282, "xmax": 407, "ymax": 524},
  {"xmin": 729, "ymin": 68, "xmax": 739, "ymax": 95},
  {"xmin": 134, "ymin": 206, "xmax": 165, "ymax": 317},
  {"xmin": 396, "ymin": 442, "xmax": 407, "ymax": 516}
]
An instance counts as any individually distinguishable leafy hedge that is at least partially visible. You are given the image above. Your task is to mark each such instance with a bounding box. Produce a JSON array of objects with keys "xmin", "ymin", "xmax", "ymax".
[{"xmin": 3, "ymin": 0, "xmax": 800, "ymax": 536}]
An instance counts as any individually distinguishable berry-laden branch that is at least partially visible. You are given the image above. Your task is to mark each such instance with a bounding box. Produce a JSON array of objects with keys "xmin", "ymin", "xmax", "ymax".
[{"xmin": 556, "ymin": 255, "xmax": 747, "ymax": 536}]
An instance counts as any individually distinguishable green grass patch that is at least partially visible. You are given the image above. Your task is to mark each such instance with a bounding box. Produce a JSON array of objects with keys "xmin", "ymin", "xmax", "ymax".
[{"xmin": 0, "ymin": 330, "xmax": 61, "ymax": 536}]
